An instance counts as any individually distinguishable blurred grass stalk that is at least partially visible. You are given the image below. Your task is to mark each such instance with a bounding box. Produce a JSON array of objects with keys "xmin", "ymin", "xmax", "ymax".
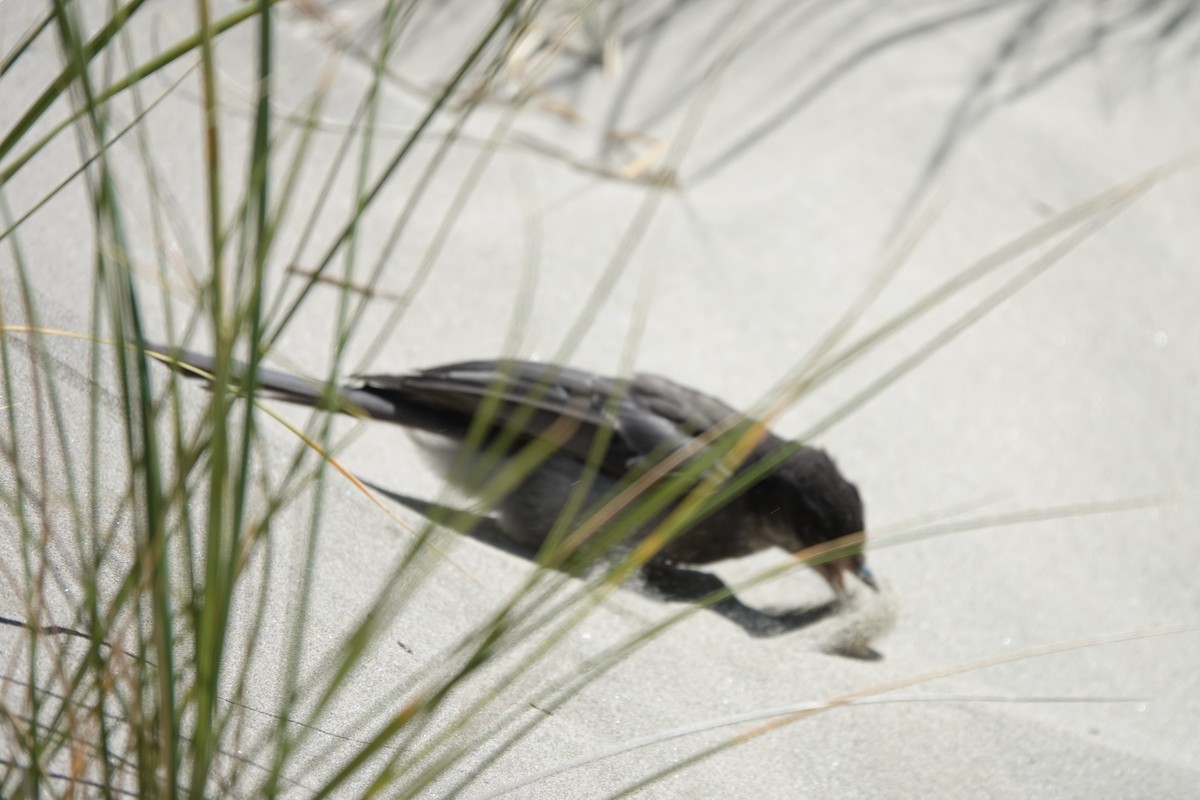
[
  {"xmin": 0, "ymin": 1, "xmax": 548, "ymax": 795},
  {"xmin": 0, "ymin": 1, "xmax": 1192, "ymax": 797}
]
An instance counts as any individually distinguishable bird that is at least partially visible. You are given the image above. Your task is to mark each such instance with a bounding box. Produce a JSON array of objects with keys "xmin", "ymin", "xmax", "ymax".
[{"xmin": 147, "ymin": 343, "xmax": 876, "ymax": 595}]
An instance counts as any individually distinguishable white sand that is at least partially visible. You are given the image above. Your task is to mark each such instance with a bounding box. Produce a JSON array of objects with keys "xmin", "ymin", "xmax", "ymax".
[{"xmin": 2, "ymin": 1, "xmax": 1198, "ymax": 796}]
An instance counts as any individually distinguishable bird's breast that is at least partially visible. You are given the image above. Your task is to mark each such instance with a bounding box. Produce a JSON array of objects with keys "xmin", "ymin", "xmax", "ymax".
[{"xmin": 655, "ymin": 505, "xmax": 776, "ymax": 565}]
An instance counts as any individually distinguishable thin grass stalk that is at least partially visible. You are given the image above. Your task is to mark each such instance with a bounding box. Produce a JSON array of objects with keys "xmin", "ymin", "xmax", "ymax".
[
  {"xmin": 259, "ymin": 77, "xmax": 337, "ymax": 270},
  {"xmin": 605, "ymin": 624, "xmax": 1197, "ymax": 798},
  {"xmin": 347, "ymin": 3, "xmax": 570, "ymax": 371},
  {"xmin": 0, "ymin": 1, "xmax": 276, "ymax": 186},
  {"xmin": 798, "ymin": 205, "xmax": 1124, "ymax": 441},
  {"xmin": 0, "ymin": 220, "xmax": 47, "ymax": 797},
  {"xmin": 218, "ymin": 2, "xmax": 276, "ymax": 796},
  {"xmin": 277, "ymin": 434, "xmax": 621, "ymax": 788},
  {"xmin": 265, "ymin": 21, "xmax": 429, "ymax": 722},
  {"xmin": 0, "ymin": 9, "xmax": 54, "ymax": 79},
  {"xmin": 415, "ymin": 0, "xmax": 754, "ymax": 592},
  {"xmin": 242, "ymin": 12, "xmax": 614, "ymax": 777},
  {"xmin": 363, "ymin": 240, "xmax": 663, "ymax": 797},
  {"xmin": 797, "ymin": 151, "xmax": 1199, "ymax": 402},
  {"xmin": 109, "ymin": 23, "xmax": 210, "ymax": 787},
  {"xmin": 265, "ymin": 77, "xmax": 375, "ymax": 330},
  {"xmin": 310, "ymin": 329, "xmax": 832, "ymax": 791},
  {"xmin": 533, "ymin": 258, "xmax": 658, "ymax": 563},
  {"xmin": 263, "ymin": 0, "xmax": 529, "ymax": 349},
  {"xmin": 0, "ymin": 227, "xmax": 112, "ymax": 793},
  {"xmin": 135, "ymin": 388, "xmax": 467, "ymax": 780},
  {"xmin": 46, "ymin": 8, "xmax": 113, "ymax": 792},
  {"xmin": 282, "ymin": 424, "xmax": 591, "ymax": 789},
  {"xmin": 461, "ymin": 506, "xmax": 1177, "ymax": 800},
  {"xmin": 421, "ymin": 175, "xmax": 1177, "ymax": 793},
  {"xmin": 0, "ymin": 61, "xmax": 194, "ymax": 248},
  {"xmin": 5, "ymin": 3, "xmax": 1191, "ymax": 796},
  {"xmin": 0, "ymin": 0, "xmax": 151, "ymax": 167},
  {"xmin": 77, "ymin": 50, "xmax": 196, "ymax": 800},
  {"xmin": 147, "ymin": 137, "xmax": 1171, "ymax": 796},
  {"xmin": 434, "ymin": 284, "xmax": 667, "ymax": 796},
  {"xmin": 46, "ymin": 1, "xmax": 182, "ymax": 793},
  {"xmin": 189, "ymin": 0, "xmax": 232, "ymax": 792},
  {"xmin": 88, "ymin": 310, "xmax": 120, "ymax": 799},
  {"xmin": 490, "ymin": 690, "xmax": 1142, "ymax": 800},
  {"xmin": 334, "ymin": 0, "xmax": 420, "ymax": 357},
  {"xmin": 361, "ymin": 431, "xmax": 783, "ymax": 794}
]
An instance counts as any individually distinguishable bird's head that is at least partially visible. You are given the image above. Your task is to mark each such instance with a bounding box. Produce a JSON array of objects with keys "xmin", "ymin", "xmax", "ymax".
[{"xmin": 756, "ymin": 446, "xmax": 876, "ymax": 595}]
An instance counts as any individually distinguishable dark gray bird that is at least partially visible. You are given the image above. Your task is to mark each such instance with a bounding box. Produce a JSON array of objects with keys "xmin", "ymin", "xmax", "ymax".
[{"xmin": 148, "ymin": 344, "xmax": 875, "ymax": 595}]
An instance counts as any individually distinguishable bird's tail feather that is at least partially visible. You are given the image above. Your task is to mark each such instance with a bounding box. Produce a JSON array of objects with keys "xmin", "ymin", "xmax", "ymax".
[{"xmin": 141, "ymin": 342, "xmax": 401, "ymax": 420}]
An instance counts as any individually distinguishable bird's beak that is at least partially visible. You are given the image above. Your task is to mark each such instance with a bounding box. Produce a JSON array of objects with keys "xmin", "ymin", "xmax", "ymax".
[
  {"xmin": 815, "ymin": 557, "xmax": 879, "ymax": 595},
  {"xmin": 855, "ymin": 561, "xmax": 879, "ymax": 592}
]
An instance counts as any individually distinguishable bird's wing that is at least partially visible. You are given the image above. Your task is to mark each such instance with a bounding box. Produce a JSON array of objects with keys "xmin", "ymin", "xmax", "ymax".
[
  {"xmin": 357, "ymin": 360, "xmax": 612, "ymax": 428},
  {"xmin": 626, "ymin": 373, "xmax": 742, "ymax": 435},
  {"xmin": 353, "ymin": 361, "xmax": 750, "ymax": 477},
  {"xmin": 151, "ymin": 346, "xmax": 761, "ymax": 477},
  {"xmin": 354, "ymin": 360, "xmax": 630, "ymax": 471},
  {"xmin": 613, "ymin": 373, "xmax": 741, "ymax": 460}
]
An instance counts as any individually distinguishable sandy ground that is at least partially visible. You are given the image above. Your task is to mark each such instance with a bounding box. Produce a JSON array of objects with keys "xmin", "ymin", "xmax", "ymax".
[{"xmin": 2, "ymin": 1, "xmax": 1199, "ymax": 797}]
